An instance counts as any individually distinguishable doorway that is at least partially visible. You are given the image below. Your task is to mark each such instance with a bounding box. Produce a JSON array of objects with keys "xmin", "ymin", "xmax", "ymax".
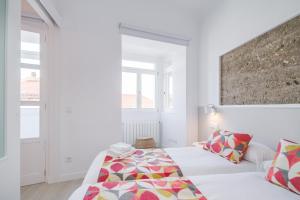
[
  {"xmin": 20, "ymin": 0, "xmax": 47, "ymax": 186},
  {"xmin": 121, "ymin": 33, "xmax": 187, "ymax": 148}
]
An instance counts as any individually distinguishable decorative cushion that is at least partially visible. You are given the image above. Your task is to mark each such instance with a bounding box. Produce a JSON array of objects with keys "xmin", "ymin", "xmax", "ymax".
[
  {"xmin": 205, "ymin": 130, "xmax": 252, "ymax": 164},
  {"xmin": 206, "ymin": 130, "xmax": 223, "ymax": 152},
  {"xmin": 222, "ymin": 131, "xmax": 252, "ymax": 163},
  {"xmin": 266, "ymin": 139, "xmax": 300, "ymax": 194}
]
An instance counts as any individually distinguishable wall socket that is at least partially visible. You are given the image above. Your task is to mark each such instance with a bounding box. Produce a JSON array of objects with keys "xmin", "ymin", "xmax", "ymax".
[
  {"xmin": 65, "ymin": 106, "xmax": 73, "ymax": 114},
  {"xmin": 65, "ymin": 156, "xmax": 72, "ymax": 163}
]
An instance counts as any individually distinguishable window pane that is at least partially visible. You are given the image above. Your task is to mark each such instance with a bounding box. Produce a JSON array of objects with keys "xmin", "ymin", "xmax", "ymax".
[
  {"xmin": 122, "ymin": 72, "xmax": 137, "ymax": 108},
  {"xmin": 141, "ymin": 74, "xmax": 155, "ymax": 109},
  {"xmin": 21, "ymin": 30, "xmax": 40, "ymax": 65},
  {"xmin": 122, "ymin": 60, "xmax": 155, "ymax": 70},
  {"xmin": 21, "ymin": 68, "xmax": 40, "ymax": 102},
  {"xmin": 21, "ymin": 52, "xmax": 40, "ymax": 65},
  {"xmin": 20, "ymin": 106, "xmax": 40, "ymax": 139}
]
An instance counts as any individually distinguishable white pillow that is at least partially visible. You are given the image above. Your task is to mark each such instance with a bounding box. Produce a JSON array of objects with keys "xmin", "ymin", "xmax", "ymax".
[
  {"xmin": 110, "ymin": 142, "xmax": 133, "ymax": 152},
  {"xmin": 244, "ymin": 141, "xmax": 276, "ymax": 170},
  {"xmin": 263, "ymin": 160, "xmax": 273, "ymax": 171}
]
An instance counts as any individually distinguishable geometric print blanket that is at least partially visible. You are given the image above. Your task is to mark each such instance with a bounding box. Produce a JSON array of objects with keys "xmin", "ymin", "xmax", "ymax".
[
  {"xmin": 83, "ymin": 179, "xmax": 207, "ymax": 200},
  {"xmin": 97, "ymin": 149, "xmax": 184, "ymax": 183}
]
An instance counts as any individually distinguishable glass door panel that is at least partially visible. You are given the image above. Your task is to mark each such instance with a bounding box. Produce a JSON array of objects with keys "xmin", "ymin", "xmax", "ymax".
[{"xmin": 20, "ymin": 30, "xmax": 40, "ymax": 140}]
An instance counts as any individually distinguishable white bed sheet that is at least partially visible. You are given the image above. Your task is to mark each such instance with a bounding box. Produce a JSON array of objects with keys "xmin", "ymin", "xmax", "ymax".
[
  {"xmin": 83, "ymin": 147, "xmax": 257, "ymax": 185},
  {"xmin": 189, "ymin": 172, "xmax": 299, "ymax": 200},
  {"xmin": 70, "ymin": 172, "xmax": 299, "ymax": 200},
  {"xmin": 165, "ymin": 147, "xmax": 256, "ymax": 176}
]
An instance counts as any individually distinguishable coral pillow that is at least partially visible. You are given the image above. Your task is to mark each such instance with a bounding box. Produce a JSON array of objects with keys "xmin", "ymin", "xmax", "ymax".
[
  {"xmin": 222, "ymin": 131, "xmax": 252, "ymax": 163},
  {"xmin": 266, "ymin": 139, "xmax": 300, "ymax": 194},
  {"xmin": 209, "ymin": 130, "xmax": 225, "ymax": 154},
  {"xmin": 206, "ymin": 130, "xmax": 252, "ymax": 164},
  {"xmin": 205, "ymin": 130, "xmax": 223, "ymax": 152}
]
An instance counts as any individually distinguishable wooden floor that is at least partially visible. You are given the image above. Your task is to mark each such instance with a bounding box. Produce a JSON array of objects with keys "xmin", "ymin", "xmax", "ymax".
[{"xmin": 21, "ymin": 179, "xmax": 83, "ymax": 200}]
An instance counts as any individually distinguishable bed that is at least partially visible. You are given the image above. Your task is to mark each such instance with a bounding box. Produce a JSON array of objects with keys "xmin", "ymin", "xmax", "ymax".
[
  {"xmin": 70, "ymin": 172, "xmax": 299, "ymax": 200},
  {"xmin": 190, "ymin": 172, "xmax": 299, "ymax": 200},
  {"xmin": 83, "ymin": 146, "xmax": 257, "ymax": 185}
]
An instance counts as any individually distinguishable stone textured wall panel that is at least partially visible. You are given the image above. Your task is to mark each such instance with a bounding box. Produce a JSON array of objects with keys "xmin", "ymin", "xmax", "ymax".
[{"xmin": 221, "ymin": 15, "xmax": 300, "ymax": 105}]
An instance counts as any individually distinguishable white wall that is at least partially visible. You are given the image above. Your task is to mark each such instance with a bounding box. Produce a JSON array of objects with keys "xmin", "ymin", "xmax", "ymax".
[
  {"xmin": 198, "ymin": 0, "xmax": 300, "ymax": 148},
  {"xmin": 0, "ymin": 0, "xmax": 21, "ymax": 199},
  {"xmin": 49, "ymin": 0, "xmax": 200, "ymax": 182}
]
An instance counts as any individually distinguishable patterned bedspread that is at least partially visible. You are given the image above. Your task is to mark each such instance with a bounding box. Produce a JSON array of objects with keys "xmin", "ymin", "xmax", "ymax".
[
  {"xmin": 83, "ymin": 179, "xmax": 207, "ymax": 200},
  {"xmin": 98, "ymin": 149, "xmax": 183, "ymax": 182}
]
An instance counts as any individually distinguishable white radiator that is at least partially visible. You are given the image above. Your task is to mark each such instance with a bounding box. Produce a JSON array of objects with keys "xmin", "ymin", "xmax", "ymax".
[{"xmin": 122, "ymin": 120, "xmax": 160, "ymax": 147}]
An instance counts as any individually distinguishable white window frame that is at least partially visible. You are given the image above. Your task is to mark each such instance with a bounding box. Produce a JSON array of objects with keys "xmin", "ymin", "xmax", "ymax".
[
  {"xmin": 163, "ymin": 67, "xmax": 174, "ymax": 112},
  {"xmin": 122, "ymin": 66, "xmax": 158, "ymax": 111},
  {"xmin": 20, "ymin": 19, "xmax": 47, "ymax": 142}
]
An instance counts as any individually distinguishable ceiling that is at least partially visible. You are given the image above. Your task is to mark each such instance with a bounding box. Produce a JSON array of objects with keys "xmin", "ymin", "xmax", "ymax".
[
  {"xmin": 51, "ymin": 0, "xmax": 221, "ymax": 22},
  {"xmin": 160, "ymin": 0, "xmax": 221, "ymax": 20}
]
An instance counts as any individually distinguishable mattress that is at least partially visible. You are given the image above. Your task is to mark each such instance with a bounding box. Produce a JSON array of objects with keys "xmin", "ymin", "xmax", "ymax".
[
  {"xmin": 189, "ymin": 172, "xmax": 299, "ymax": 200},
  {"xmin": 82, "ymin": 146, "xmax": 257, "ymax": 185},
  {"xmin": 70, "ymin": 172, "xmax": 299, "ymax": 200},
  {"xmin": 165, "ymin": 147, "xmax": 257, "ymax": 176}
]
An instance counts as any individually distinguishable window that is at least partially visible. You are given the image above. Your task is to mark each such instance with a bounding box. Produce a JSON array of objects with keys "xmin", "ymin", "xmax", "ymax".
[
  {"xmin": 20, "ymin": 30, "xmax": 41, "ymax": 139},
  {"xmin": 122, "ymin": 72, "xmax": 137, "ymax": 108},
  {"xmin": 164, "ymin": 69, "xmax": 174, "ymax": 110},
  {"xmin": 141, "ymin": 74, "xmax": 156, "ymax": 108},
  {"xmin": 122, "ymin": 60, "xmax": 157, "ymax": 110}
]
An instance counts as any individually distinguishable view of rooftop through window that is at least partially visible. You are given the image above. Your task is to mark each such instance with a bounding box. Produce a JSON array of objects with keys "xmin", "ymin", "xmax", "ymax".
[
  {"xmin": 20, "ymin": 68, "xmax": 40, "ymax": 102},
  {"xmin": 122, "ymin": 72, "xmax": 137, "ymax": 108},
  {"xmin": 20, "ymin": 30, "xmax": 40, "ymax": 102},
  {"xmin": 122, "ymin": 60, "xmax": 156, "ymax": 109},
  {"xmin": 20, "ymin": 30, "xmax": 41, "ymax": 139},
  {"xmin": 141, "ymin": 74, "xmax": 156, "ymax": 109}
]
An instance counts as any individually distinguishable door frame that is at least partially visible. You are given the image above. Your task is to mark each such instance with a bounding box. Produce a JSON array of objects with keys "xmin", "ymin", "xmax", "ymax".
[{"xmin": 20, "ymin": 17, "xmax": 48, "ymax": 186}]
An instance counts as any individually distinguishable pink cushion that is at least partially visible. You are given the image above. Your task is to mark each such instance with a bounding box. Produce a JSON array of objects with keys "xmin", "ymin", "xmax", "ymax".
[
  {"xmin": 266, "ymin": 139, "xmax": 300, "ymax": 195},
  {"xmin": 205, "ymin": 130, "xmax": 252, "ymax": 163}
]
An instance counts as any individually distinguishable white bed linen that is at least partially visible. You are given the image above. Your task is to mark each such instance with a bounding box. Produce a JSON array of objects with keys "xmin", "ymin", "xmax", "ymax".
[
  {"xmin": 82, "ymin": 147, "xmax": 257, "ymax": 185},
  {"xmin": 165, "ymin": 147, "xmax": 256, "ymax": 176},
  {"xmin": 189, "ymin": 172, "xmax": 299, "ymax": 200},
  {"xmin": 70, "ymin": 172, "xmax": 299, "ymax": 200}
]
